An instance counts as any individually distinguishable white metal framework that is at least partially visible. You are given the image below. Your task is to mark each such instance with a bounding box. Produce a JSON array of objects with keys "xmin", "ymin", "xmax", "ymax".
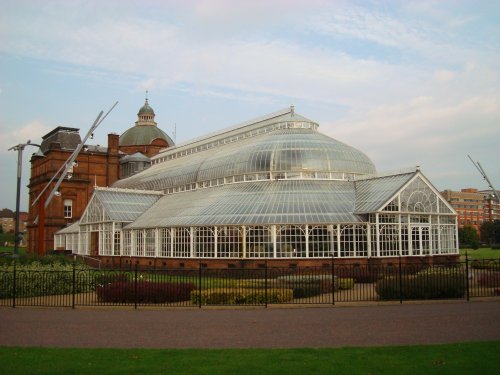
[{"xmin": 55, "ymin": 108, "xmax": 458, "ymax": 259}]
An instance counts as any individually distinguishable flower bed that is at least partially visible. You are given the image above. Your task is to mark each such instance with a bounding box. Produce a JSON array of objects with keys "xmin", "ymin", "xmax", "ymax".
[
  {"xmin": 96, "ymin": 281, "xmax": 195, "ymax": 303},
  {"xmin": 190, "ymin": 288, "xmax": 293, "ymax": 304}
]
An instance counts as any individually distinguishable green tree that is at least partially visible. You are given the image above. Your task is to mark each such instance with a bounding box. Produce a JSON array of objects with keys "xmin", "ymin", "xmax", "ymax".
[
  {"xmin": 458, "ymin": 225, "xmax": 479, "ymax": 249},
  {"xmin": 480, "ymin": 220, "xmax": 500, "ymax": 245}
]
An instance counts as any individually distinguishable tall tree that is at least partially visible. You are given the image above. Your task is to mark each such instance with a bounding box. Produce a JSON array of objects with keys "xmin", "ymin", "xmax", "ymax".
[
  {"xmin": 480, "ymin": 220, "xmax": 500, "ymax": 245},
  {"xmin": 458, "ymin": 225, "xmax": 479, "ymax": 248}
]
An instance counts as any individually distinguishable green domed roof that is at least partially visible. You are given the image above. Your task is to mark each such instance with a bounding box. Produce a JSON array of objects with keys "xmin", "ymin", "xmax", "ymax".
[
  {"xmin": 120, "ymin": 125, "xmax": 174, "ymax": 146},
  {"xmin": 120, "ymin": 97, "xmax": 175, "ymax": 147},
  {"xmin": 138, "ymin": 99, "xmax": 155, "ymax": 116}
]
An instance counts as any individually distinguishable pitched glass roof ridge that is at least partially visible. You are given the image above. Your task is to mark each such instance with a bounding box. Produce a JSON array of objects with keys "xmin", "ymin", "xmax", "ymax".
[
  {"xmin": 93, "ymin": 189, "xmax": 163, "ymax": 222},
  {"xmin": 94, "ymin": 186, "xmax": 164, "ymax": 196},
  {"xmin": 354, "ymin": 172, "xmax": 416, "ymax": 213},
  {"xmin": 153, "ymin": 107, "xmax": 317, "ymax": 159}
]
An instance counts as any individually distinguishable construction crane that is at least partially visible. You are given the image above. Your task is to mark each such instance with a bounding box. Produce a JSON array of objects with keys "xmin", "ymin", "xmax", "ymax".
[{"xmin": 468, "ymin": 155, "xmax": 499, "ymax": 203}]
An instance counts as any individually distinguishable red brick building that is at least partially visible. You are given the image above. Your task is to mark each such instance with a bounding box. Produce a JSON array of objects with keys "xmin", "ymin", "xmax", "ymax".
[
  {"xmin": 480, "ymin": 189, "xmax": 500, "ymax": 223},
  {"xmin": 27, "ymin": 98, "xmax": 173, "ymax": 254},
  {"xmin": 441, "ymin": 188, "xmax": 499, "ymax": 234}
]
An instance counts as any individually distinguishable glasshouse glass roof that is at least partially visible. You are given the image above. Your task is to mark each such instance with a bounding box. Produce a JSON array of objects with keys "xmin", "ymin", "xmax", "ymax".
[
  {"xmin": 125, "ymin": 179, "xmax": 362, "ymax": 228},
  {"xmin": 81, "ymin": 188, "xmax": 164, "ymax": 224},
  {"xmin": 354, "ymin": 173, "xmax": 415, "ymax": 213},
  {"xmin": 113, "ymin": 108, "xmax": 376, "ymax": 192}
]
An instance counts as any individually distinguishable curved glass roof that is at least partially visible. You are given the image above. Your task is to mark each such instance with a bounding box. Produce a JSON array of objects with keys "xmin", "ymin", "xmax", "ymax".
[{"xmin": 114, "ymin": 109, "xmax": 375, "ymax": 192}]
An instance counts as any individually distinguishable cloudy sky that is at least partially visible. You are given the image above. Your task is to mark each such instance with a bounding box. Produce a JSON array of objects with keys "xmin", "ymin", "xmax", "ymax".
[{"xmin": 1, "ymin": 0, "xmax": 499, "ymax": 211}]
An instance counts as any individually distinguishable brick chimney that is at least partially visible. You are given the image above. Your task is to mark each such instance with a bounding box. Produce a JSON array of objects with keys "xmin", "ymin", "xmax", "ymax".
[{"xmin": 107, "ymin": 133, "xmax": 119, "ymax": 155}]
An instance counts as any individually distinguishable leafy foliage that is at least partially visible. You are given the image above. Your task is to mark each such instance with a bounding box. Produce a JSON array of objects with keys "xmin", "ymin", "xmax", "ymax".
[
  {"xmin": 96, "ymin": 281, "xmax": 195, "ymax": 303},
  {"xmin": 375, "ymin": 268, "xmax": 466, "ymax": 300},
  {"xmin": 190, "ymin": 288, "xmax": 293, "ymax": 304},
  {"xmin": 480, "ymin": 220, "xmax": 500, "ymax": 245},
  {"xmin": 276, "ymin": 274, "xmax": 336, "ymax": 297},
  {"xmin": 0, "ymin": 262, "xmax": 92, "ymax": 298},
  {"xmin": 458, "ymin": 225, "xmax": 479, "ymax": 249}
]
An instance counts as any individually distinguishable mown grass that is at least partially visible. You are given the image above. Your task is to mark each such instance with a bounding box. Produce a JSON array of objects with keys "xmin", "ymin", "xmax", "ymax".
[
  {"xmin": 0, "ymin": 246, "xmax": 26, "ymax": 254},
  {"xmin": 460, "ymin": 247, "xmax": 500, "ymax": 260},
  {"xmin": 0, "ymin": 342, "xmax": 499, "ymax": 375}
]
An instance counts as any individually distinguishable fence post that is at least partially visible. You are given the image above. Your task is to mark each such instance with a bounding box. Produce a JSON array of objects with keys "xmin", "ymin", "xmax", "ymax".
[
  {"xmin": 12, "ymin": 261, "xmax": 16, "ymax": 309},
  {"xmin": 134, "ymin": 264, "xmax": 138, "ymax": 310},
  {"xmin": 198, "ymin": 261, "xmax": 202, "ymax": 309},
  {"xmin": 465, "ymin": 252, "xmax": 470, "ymax": 302},
  {"xmin": 72, "ymin": 259, "xmax": 76, "ymax": 309},
  {"xmin": 398, "ymin": 255, "xmax": 403, "ymax": 304},
  {"xmin": 331, "ymin": 255, "xmax": 335, "ymax": 306},
  {"xmin": 265, "ymin": 261, "xmax": 268, "ymax": 308}
]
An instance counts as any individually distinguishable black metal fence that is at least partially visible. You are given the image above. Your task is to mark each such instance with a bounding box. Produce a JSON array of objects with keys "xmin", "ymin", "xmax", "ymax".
[{"xmin": 1, "ymin": 257, "xmax": 499, "ymax": 308}]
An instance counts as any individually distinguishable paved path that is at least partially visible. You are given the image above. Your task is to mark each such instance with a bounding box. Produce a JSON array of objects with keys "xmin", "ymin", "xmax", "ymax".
[{"xmin": 1, "ymin": 301, "xmax": 499, "ymax": 349}]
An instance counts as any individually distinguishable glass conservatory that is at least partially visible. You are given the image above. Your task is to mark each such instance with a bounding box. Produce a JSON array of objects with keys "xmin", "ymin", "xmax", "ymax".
[{"xmin": 56, "ymin": 107, "xmax": 458, "ymax": 261}]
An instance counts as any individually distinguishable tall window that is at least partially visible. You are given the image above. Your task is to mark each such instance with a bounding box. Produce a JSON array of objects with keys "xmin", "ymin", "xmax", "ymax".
[{"xmin": 63, "ymin": 199, "xmax": 73, "ymax": 218}]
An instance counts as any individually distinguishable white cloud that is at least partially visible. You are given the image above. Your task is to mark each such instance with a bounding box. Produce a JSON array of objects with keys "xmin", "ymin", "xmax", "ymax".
[
  {"xmin": 0, "ymin": 120, "xmax": 52, "ymax": 152},
  {"xmin": 434, "ymin": 70, "xmax": 456, "ymax": 82},
  {"xmin": 0, "ymin": 0, "xmax": 498, "ymax": 195}
]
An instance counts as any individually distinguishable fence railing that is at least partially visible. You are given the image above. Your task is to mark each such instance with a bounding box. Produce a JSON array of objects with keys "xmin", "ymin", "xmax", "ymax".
[{"xmin": 1, "ymin": 257, "xmax": 499, "ymax": 308}]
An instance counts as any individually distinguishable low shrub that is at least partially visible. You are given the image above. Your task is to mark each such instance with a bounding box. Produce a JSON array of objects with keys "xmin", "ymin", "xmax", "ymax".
[
  {"xmin": 96, "ymin": 281, "xmax": 195, "ymax": 303},
  {"xmin": 190, "ymin": 288, "xmax": 293, "ymax": 305},
  {"xmin": 0, "ymin": 262, "xmax": 92, "ymax": 298},
  {"xmin": 91, "ymin": 272, "xmax": 130, "ymax": 289},
  {"xmin": 470, "ymin": 260, "xmax": 500, "ymax": 270},
  {"xmin": 291, "ymin": 285, "xmax": 322, "ymax": 298},
  {"xmin": 335, "ymin": 267, "xmax": 384, "ymax": 283},
  {"xmin": 476, "ymin": 272, "xmax": 500, "ymax": 288},
  {"xmin": 376, "ymin": 271, "xmax": 466, "ymax": 300},
  {"xmin": 338, "ymin": 278, "xmax": 354, "ymax": 290},
  {"xmin": 276, "ymin": 274, "xmax": 336, "ymax": 296}
]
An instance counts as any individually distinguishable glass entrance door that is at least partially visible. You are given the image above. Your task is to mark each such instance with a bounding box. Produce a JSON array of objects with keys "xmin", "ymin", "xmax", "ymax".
[{"xmin": 411, "ymin": 225, "xmax": 430, "ymax": 256}]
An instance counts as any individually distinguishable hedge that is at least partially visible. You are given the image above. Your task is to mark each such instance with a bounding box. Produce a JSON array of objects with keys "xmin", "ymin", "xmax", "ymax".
[
  {"xmin": 375, "ymin": 270, "xmax": 466, "ymax": 300},
  {"xmin": 476, "ymin": 272, "xmax": 500, "ymax": 288},
  {"xmin": 276, "ymin": 274, "xmax": 336, "ymax": 297},
  {"xmin": 0, "ymin": 262, "xmax": 92, "ymax": 298},
  {"xmin": 96, "ymin": 281, "xmax": 195, "ymax": 303},
  {"xmin": 190, "ymin": 288, "xmax": 293, "ymax": 305},
  {"xmin": 338, "ymin": 278, "xmax": 354, "ymax": 290}
]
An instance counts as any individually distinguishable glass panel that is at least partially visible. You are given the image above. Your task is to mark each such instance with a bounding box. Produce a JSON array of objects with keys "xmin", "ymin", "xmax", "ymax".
[
  {"xmin": 246, "ymin": 226, "xmax": 272, "ymax": 258},
  {"xmin": 276, "ymin": 225, "xmax": 306, "ymax": 258}
]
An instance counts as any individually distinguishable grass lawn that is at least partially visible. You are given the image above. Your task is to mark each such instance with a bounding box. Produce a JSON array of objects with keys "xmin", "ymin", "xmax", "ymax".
[
  {"xmin": 0, "ymin": 341, "xmax": 499, "ymax": 375},
  {"xmin": 460, "ymin": 247, "xmax": 500, "ymax": 260},
  {"xmin": 0, "ymin": 246, "xmax": 26, "ymax": 255}
]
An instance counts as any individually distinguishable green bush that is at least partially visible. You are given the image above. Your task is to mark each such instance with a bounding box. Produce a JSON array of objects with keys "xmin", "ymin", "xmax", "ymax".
[
  {"xmin": 190, "ymin": 288, "xmax": 293, "ymax": 305},
  {"xmin": 470, "ymin": 259, "xmax": 500, "ymax": 270},
  {"xmin": 338, "ymin": 278, "xmax": 355, "ymax": 290},
  {"xmin": 375, "ymin": 270, "xmax": 466, "ymax": 300},
  {"xmin": 0, "ymin": 262, "xmax": 92, "ymax": 299},
  {"xmin": 276, "ymin": 274, "xmax": 336, "ymax": 296}
]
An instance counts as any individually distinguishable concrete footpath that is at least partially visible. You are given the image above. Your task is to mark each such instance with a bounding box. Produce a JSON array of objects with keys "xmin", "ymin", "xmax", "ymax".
[{"xmin": 0, "ymin": 301, "xmax": 499, "ymax": 349}]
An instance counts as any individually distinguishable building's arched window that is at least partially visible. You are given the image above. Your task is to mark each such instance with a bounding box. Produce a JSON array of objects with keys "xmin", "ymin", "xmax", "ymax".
[
  {"xmin": 276, "ymin": 225, "xmax": 306, "ymax": 258},
  {"xmin": 63, "ymin": 199, "xmax": 73, "ymax": 218},
  {"xmin": 308, "ymin": 225, "xmax": 332, "ymax": 257},
  {"xmin": 246, "ymin": 226, "xmax": 272, "ymax": 258}
]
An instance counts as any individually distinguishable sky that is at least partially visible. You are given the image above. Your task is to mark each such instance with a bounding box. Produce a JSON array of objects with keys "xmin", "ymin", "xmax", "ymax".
[{"xmin": 0, "ymin": 0, "xmax": 499, "ymax": 211}]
